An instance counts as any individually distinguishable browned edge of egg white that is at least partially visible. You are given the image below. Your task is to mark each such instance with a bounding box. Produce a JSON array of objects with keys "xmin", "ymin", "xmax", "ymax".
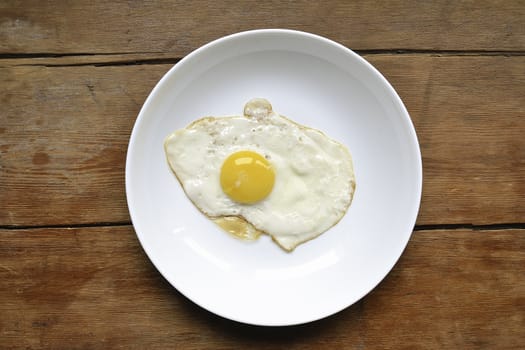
[{"xmin": 163, "ymin": 99, "xmax": 356, "ymax": 252}]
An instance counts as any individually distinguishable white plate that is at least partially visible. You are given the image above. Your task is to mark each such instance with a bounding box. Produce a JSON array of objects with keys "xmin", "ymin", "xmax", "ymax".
[{"xmin": 126, "ymin": 29, "xmax": 422, "ymax": 326}]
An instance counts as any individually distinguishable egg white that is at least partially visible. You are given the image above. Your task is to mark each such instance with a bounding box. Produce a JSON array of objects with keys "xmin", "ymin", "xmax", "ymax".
[{"xmin": 164, "ymin": 99, "xmax": 356, "ymax": 251}]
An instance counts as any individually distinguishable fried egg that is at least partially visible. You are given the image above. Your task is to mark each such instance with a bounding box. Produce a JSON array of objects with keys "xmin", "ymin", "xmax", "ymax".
[{"xmin": 164, "ymin": 98, "xmax": 356, "ymax": 251}]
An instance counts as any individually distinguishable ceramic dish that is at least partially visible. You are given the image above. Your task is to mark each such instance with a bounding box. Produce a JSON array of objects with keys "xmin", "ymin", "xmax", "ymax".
[{"xmin": 126, "ymin": 29, "xmax": 422, "ymax": 326}]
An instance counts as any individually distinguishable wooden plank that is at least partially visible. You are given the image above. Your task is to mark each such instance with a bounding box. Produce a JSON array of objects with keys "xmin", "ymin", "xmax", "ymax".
[
  {"xmin": 0, "ymin": 64, "xmax": 169, "ymax": 226},
  {"xmin": 1, "ymin": 55, "xmax": 523, "ymax": 226},
  {"xmin": 0, "ymin": 0, "xmax": 524, "ymax": 54},
  {"xmin": 0, "ymin": 227, "xmax": 523, "ymax": 348},
  {"xmin": 363, "ymin": 229, "xmax": 525, "ymax": 349},
  {"xmin": 366, "ymin": 55, "xmax": 525, "ymax": 224}
]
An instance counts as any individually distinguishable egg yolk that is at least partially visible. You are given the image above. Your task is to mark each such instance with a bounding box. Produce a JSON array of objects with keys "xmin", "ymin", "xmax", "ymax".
[{"xmin": 220, "ymin": 150, "xmax": 275, "ymax": 204}]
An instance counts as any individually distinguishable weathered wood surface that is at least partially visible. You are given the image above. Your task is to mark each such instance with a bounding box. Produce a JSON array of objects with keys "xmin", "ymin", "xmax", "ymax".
[
  {"xmin": 1, "ymin": 55, "xmax": 523, "ymax": 226},
  {"xmin": 1, "ymin": 1, "xmax": 524, "ymax": 348},
  {"xmin": 1, "ymin": 227, "xmax": 523, "ymax": 349},
  {"xmin": 1, "ymin": 0, "xmax": 524, "ymax": 54}
]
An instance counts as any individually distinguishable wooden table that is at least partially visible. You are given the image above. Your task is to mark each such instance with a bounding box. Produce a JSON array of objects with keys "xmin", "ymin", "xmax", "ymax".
[{"xmin": 1, "ymin": 1, "xmax": 524, "ymax": 348}]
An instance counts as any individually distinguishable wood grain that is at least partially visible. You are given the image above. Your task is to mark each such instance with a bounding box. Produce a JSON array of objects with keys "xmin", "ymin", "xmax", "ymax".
[
  {"xmin": 1, "ymin": 0, "xmax": 524, "ymax": 55},
  {"xmin": 0, "ymin": 64, "xmax": 168, "ymax": 226},
  {"xmin": 1, "ymin": 2, "xmax": 523, "ymax": 349},
  {"xmin": 367, "ymin": 55, "xmax": 525, "ymax": 225},
  {"xmin": 1, "ymin": 55, "xmax": 523, "ymax": 226},
  {"xmin": 0, "ymin": 227, "xmax": 523, "ymax": 349}
]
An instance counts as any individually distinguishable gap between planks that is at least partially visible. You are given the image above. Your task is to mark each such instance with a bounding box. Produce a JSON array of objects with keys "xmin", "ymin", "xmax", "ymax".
[
  {"xmin": 0, "ymin": 222, "xmax": 524, "ymax": 231},
  {"xmin": 1, "ymin": 49, "xmax": 525, "ymax": 59},
  {"xmin": 0, "ymin": 49, "xmax": 524, "ymax": 68}
]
